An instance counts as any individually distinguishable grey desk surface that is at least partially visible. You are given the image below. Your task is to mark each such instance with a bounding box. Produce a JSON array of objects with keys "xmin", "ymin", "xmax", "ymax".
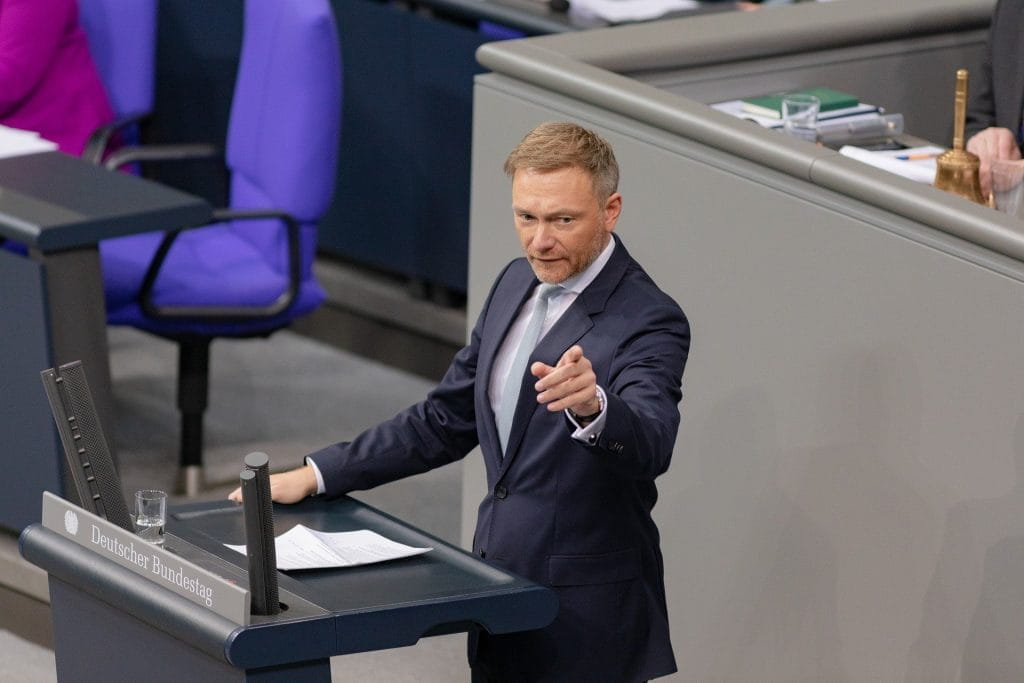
[{"xmin": 0, "ymin": 152, "xmax": 210, "ymax": 252}]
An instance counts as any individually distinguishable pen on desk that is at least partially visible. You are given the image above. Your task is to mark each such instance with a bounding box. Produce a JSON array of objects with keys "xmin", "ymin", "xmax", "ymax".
[{"xmin": 896, "ymin": 152, "xmax": 941, "ymax": 161}]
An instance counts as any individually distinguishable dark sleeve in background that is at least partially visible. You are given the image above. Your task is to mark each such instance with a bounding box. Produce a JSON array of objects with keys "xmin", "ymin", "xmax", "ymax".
[
  {"xmin": 965, "ymin": 0, "xmax": 1024, "ymax": 143},
  {"xmin": 965, "ymin": 0, "xmax": 1000, "ymax": 139}
]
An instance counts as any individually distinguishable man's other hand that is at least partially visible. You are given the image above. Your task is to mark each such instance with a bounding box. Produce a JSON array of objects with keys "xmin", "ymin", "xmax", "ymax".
[
  {"xmin": 966, "ymin": 126, "xmax": 1022, "ymax": 197},
  {"xmin": 531, "ymin": 345, "xmax": 600, "ymax": 415},
  {"xmin": 227, "ymin": 465, "xmax": 317, "ymax": 504}
]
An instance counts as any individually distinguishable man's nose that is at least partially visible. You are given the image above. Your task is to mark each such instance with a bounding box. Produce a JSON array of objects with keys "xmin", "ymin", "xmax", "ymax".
[{"xmin": 531, "ymin": 223, "xmax": 556, "ymax": 249}]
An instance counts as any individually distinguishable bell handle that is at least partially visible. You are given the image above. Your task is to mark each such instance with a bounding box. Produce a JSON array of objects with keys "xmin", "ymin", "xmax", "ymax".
[{"xmin": 953, "ymin": 68, "xmax": 968, "ymax": 151}]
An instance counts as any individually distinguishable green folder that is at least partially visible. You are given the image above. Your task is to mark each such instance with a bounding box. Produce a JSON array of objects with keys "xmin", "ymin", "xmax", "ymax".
[{"xmin": 740, "ymin": 87, "xmax": 859, "ymax": 119}]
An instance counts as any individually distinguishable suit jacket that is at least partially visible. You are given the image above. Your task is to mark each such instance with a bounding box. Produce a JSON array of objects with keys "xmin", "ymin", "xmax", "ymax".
[
  {"xmin": 0, "ymin": 0, "xmax": 113, "ymax": 156},
  {"xmin": 966, "ymin": 0, "xmax": 1024, "ymax": 142},
  {"xmin": 310, "ymin": 236, "xmax": 690, "ymax": 681}
]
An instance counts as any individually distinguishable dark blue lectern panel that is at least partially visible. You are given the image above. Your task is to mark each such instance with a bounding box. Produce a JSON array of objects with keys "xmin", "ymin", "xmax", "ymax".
[{"xmin": 0, "ymin": 250, "xmax": 63, "ymax": 531}]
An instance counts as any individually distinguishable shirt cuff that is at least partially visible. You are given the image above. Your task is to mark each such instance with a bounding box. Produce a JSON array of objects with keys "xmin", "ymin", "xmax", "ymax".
[
  {"xmin": 567, "ymin": 385, "xmax": 607, "ymax": 446},
  {"xmin": 304, "ymin": 456, "xmax": 326, "ymax": 495}
]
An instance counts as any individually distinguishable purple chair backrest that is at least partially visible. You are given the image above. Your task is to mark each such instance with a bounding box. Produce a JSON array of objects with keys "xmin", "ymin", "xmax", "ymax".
[
  {"xmin": 226, "ymin": 0, "xmax": 343, "ymax": 279},
  {"xmin": 77, "ymin": 0, "xmax": 157, "ymax": 119}
]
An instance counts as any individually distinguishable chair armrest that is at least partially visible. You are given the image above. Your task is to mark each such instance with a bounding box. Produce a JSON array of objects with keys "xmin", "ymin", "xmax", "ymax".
[
  {"xmin": 103, "ymin": 143, "xmax": 222, "ymax": 172},
  {"xmin": 139, "ymin": 208, "xmax": 302, "ymax": 321},
  {"xmin": 82, "ymin": 112, "xmax": 150, "ymax": 165}
]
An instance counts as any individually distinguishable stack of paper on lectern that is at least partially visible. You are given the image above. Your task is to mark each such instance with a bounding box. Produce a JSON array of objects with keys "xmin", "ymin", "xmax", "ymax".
[
  {"xmin": 710, "ymin": 99, "xmax": 881, "ymax": 130},
  {"xmin": 838, "ymin": 145, "xmax": 945, "ymax": 184},
  {"xmin": 739, "ymin": 87, "xmax": 859, "ymax": 119},
  {"xmin": 227, "ymin": 524, "xmax": 432, "ymax": 570}
]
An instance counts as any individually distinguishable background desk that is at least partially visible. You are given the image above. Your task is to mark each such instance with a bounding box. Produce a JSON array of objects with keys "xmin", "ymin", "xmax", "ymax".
[
  {"xmin": 467, "ymin": 0, "xmax": 1024, "ymax": 679},
  {"xmin": 20, "ymin": 496, "xmax": 557, "ymax": 681},
  {"xmin": 0, "ymin": 152, "xmax": 210, "ymax": 532}
]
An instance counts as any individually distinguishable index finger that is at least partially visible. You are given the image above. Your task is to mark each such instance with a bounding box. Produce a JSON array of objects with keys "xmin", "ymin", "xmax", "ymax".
[{"xmin": 557, "ymin": 345, "xmax": 584, "ymax": 367}]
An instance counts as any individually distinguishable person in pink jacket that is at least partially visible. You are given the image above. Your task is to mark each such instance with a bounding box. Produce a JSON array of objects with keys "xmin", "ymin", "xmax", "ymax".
[{"xmin": 0, "ymin": 0, "xmax": 113, "ymax": 155}]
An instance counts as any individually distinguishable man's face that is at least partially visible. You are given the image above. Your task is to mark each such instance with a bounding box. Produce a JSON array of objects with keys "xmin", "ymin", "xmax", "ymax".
[{"xmin": 511, "ymin": 166, "xmax": 622, "ymax": 284}]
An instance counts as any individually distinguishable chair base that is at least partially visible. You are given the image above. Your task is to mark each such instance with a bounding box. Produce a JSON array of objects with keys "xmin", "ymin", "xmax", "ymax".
[{"xmin": 179, "ymin": 465, "xmax": 204, "ymax": 498}]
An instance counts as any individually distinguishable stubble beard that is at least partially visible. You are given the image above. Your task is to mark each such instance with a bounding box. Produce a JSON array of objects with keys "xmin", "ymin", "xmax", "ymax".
[{"xmin": 532, "ymin": 229, "xmax": 609, "ymax": 284}]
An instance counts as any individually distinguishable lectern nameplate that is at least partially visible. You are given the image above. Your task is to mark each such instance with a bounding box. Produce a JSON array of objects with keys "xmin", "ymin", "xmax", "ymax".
[{"xmin": 42, "ymin": 492, "xmax": 250, "ymax": 624}]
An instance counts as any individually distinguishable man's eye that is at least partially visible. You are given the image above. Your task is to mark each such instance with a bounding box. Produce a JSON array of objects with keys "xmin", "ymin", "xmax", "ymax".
[{"xmin": 557, "ymin": 216, "xmax": 573, "ymax": 224}]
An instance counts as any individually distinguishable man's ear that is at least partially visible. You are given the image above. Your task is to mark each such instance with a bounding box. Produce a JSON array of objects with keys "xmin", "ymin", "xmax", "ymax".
[{"xmin": 604, "ymin": 192, "xmax": 623, "ymax": 231}]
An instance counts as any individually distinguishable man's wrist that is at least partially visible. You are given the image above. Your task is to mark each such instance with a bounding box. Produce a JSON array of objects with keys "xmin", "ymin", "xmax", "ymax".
[
  {"xmin": 570, "ymin": 388, "xmax": 605, "ymax": 424},
  {"xmin": 304, "ymin": 458, "xmax": 327, "ymax": 496},
  {"xmin": 301, "ymin": 464, "xmax": 318, "ymax": 497},
  {"xmin": 570, "ymin": 407, "xmax": 601, "ymax": 424}
]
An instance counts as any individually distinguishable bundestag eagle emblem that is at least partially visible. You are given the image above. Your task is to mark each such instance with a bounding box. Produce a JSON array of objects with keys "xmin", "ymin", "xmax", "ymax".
[{"xmin": 64, "ymin": 510, "xmax": 79, "ymax": 535}]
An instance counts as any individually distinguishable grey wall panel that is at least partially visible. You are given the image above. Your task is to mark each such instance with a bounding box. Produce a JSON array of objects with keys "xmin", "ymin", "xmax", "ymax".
[{"xmin": 467, "ymin": 72, "xmax": 1024, "ymax": 681}]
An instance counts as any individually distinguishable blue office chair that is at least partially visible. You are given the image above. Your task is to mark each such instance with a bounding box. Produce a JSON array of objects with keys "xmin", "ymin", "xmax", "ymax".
[
  {"xmin": 78, "ymin": 0, "xmax": 158, "ymax": 162},
  {"xmin": 99, "ymin": 0, "xmax": 343, "ymax": 494}
]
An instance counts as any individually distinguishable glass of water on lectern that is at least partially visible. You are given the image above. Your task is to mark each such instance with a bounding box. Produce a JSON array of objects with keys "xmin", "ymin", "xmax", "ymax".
[
  {"xmin": 135, "ymin": 489, "xmax": 167, "ymax": 546},
  {"xmin": 782, "ymin": 93, "xmax": 820, "ymax": 143}
]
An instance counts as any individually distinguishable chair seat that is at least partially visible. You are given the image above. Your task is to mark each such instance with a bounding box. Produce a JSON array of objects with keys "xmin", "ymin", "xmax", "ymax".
[{"xmin": 101, "ymin": 222, "xmax": 325, "ymax": 337}]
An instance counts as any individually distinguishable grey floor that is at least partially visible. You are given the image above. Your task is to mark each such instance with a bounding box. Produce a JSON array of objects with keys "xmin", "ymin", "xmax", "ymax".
[{"xmin": 3, "ymin": 325, "xmax": 471, "ymax": 682}]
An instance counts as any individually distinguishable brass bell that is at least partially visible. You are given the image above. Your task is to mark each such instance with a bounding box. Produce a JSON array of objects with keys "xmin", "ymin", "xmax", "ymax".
[{"xmin": 934, "ymin": 69, "xmax": 987, "ymax": 205}]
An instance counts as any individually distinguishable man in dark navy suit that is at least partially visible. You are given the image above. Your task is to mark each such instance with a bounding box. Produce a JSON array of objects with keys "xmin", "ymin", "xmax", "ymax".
[{"xmin": 231, "ymin": 122, "xmax": 690, "ymax": 681}]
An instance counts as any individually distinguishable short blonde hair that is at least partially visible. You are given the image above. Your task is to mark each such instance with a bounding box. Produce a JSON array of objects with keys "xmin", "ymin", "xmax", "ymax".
[{"xmin": 503, "ymin": 122, "xmax": 619, "ymax": 200}]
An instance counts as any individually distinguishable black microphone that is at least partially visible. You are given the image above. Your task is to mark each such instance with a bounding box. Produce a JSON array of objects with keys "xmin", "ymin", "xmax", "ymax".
[{"xmin": 240, "ymin": 452, "xmax": 280, "ymax": 615}]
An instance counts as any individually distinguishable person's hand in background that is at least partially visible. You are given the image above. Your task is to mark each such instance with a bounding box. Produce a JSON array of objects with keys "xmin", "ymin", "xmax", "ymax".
[{"xmin": 967, "ymin": 126, "xmax": 1022, "ymax": 197}]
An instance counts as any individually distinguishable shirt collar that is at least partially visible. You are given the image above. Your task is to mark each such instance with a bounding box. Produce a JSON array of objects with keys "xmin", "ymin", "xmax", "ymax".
[{"xmin": 558, "ymin": 236, "xmax": 616, "ymax": 295}]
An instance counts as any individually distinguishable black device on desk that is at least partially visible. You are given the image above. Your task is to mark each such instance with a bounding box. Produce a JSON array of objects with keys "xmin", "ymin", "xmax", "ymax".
[
  {"xmin": 240, "ymin": 452, "xmax": 281, "ymax": 616},
  {"xmin": 40, "ymin": 361, "xmax": 134, "ymax": 532}
]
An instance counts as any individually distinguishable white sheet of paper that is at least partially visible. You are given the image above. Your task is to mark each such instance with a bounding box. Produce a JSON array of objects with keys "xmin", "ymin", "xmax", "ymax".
[
  {"xmin": 0, "ymin": 125, "xmax": 57, "ymax": 158},
  {"xmin": 839, "ymin": 144, "xmax": 944, "ymax": 184},
  {"xmin": 226, "ymin": 524, "xmax": 432, "ymax": 571},
  {"xmin": 569, "ymin": 0, "xmax": 698, "ymax": 23}
]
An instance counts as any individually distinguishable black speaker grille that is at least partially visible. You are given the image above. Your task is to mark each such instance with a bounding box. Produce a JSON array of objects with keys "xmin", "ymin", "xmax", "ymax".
[{"xmin": 40, "ymin": 362, "xmax": 134, "ymax": 531}]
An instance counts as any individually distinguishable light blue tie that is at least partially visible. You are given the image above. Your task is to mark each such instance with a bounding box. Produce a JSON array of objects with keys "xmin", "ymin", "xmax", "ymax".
[{"xmin": 497, "ymin": 283, "xmax": 560, "ymax": 454}]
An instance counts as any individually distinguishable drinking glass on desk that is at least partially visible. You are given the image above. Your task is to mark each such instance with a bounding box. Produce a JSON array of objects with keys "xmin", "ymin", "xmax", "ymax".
[
  {"xmin": 782, "ymin": 94, "xmax": 820, "ymax": 143},
  {"xmin": 991, "ymin": 159, "xmax": 1024, "ymax": 218},
  {"xmin": 135, "ymin": 489, "xmax": 167, "ymax": 546}
]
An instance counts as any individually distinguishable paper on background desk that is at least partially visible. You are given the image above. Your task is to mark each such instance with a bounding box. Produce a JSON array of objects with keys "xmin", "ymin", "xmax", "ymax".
[
  {"xmin": 710, "ymin": 99, "xmax": 881, "ymax": 129},
  {"xmin": 569, "ymin": 0, "xmax": 697, "ymax": 23},
  {"xmin": 839, "ymin": 145, "xmax": 945, "ymax": 184},
  {"xmin": 226, "ymin": 524, "xmax": 432, "ymax": 571},
  {"xmin": 0, "ymin": 125, "xmax": 57, "ymax": 158}
]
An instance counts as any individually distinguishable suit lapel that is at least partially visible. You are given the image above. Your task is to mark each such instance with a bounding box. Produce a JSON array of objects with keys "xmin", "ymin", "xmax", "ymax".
[
  {"xmin": 477, "ymin": 261, "xmax": 537, "ymax": 467},
  {"xmin": 499, "ymin": 236, "xmax": 634, "ymax": 474}
]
